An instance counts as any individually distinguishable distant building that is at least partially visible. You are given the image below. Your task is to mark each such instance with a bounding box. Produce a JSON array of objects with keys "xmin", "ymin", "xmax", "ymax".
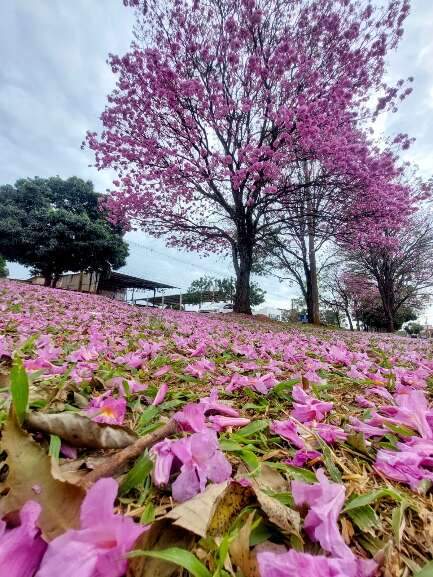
[
  {"xmin": 254, "ymin": 306, "xmax": 291, "ymax": 321},
  {"xmin": 28, "ymin": 271, "xmax": 175, "ymax": 302}
]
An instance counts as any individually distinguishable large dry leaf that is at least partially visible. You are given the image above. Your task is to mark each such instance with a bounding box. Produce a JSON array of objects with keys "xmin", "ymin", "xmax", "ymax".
[
  {"xmin": 127, "ymin": 519, "xmax": 194, "ymax": 577},
  {"xmin": 250, "ymin": 463, "xmax": 290, "ymax": 493},
  {"xmin": 229, "ymin": 512, "xmax": 260, "ymax": 577},
  {"xmin": 254, "ymin": 489, "xmax": 301, "ymax": 537},
  {"xmin": 238, "ymin": 463, "xmax": 301, "ymax": 538},
  {"xmin": 25, "ymin": 411, "xmax": 137, "ymax": 448},
  {"xmin": 166, "ymin": 481, "xmax": 230, "ymax": 537},
  {"xmin": 166, "ymin": 480, "xmax": 255, "ymax": 538},
  {"xmin": 0, "ymin": 414, "xmax": 85, "ymax": 539}
]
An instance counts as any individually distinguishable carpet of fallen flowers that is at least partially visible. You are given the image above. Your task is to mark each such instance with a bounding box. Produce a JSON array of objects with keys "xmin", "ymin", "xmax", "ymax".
[{"xmin": 1, "ymin": 280, "xmax": 433, "ymax": 577}]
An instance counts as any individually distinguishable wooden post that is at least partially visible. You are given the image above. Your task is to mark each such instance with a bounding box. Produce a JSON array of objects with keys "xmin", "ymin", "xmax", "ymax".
[{"xmin": 179, "ymin": 292, "xmax": 183, "ymax": 310}]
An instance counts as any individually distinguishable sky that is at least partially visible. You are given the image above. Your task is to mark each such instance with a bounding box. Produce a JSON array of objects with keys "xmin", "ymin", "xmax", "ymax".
[{"xmin": 1, "ymin": 0, "xmax": 433, "ymax": 318}]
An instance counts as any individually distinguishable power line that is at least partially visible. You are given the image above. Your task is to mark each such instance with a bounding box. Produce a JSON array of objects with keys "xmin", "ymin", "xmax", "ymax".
[
  {"xmin": 127, "ymin": 240, "xmax": 231, "ymax": 278},
  {"xmin": 127, "ymin": 239, "xmax": 298, "ymax": 304}
]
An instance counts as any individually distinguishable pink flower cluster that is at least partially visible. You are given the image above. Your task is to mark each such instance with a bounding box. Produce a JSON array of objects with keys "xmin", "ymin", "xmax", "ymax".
[{"xmin": 0, "ymin": 479, "xmax": 146, "ymax": 577}]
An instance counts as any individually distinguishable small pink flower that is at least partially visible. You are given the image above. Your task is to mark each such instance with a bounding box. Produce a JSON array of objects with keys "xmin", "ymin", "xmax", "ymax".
[
  {"xmin": 291, "ymin": 386, "xmax": 333, "ymax": 423},
  {"xmin": 86, "ymin": 394, "xmax": 126, "ymax": 425},
  {"xmin": 286, "ymin": 450, "xmax": 321, "ymax": 467},
  {"xmin": 315, "ymin": 423, "xmax": 347, "ymax": 444},
  {"xmin": 270, "ymin": 419, "xmax": 305, "ymax": 449},
  {"xmin": 151, "ymin": 430, "xmax": 232, "ymax": 502}
]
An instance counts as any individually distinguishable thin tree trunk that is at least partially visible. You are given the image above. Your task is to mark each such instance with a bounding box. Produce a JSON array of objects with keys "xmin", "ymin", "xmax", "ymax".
[
  {"xmin": 307, "ymin": 234, "xmax": 320, "ymax": 324},
  {"xmin": 345, "ymin": 309, "xmax": 354, "ymax": 331},
  {"xmin": 43, "ymin": 275, "xmax": 51, "ymax": 287},
  {"xmin": 78, "ymin": 270, "xmax": 84, "ymax": 292}
]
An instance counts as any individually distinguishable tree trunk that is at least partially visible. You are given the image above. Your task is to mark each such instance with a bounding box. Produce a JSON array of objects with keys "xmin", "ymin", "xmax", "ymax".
[
  {"xmin": 306, "ymin": 234, "xmax": 320, "ymax": 324},
  {"xmin": 43, "ymin": 275, "xmax": 52, "ymax": 287},
  {"xmin": 232, "ymin": 244, "xmax": 252, "ymax": 314},
  {"xmin": 345, "ymin": 309, "xmax": 354, "ymax": 331},
  {"xmin": 378, "ymin": 280, "xmax": 395, "ymax": 333},
  {"xmin": 51, "ymin": 274, "xmax": 61, "ymax": 288}
]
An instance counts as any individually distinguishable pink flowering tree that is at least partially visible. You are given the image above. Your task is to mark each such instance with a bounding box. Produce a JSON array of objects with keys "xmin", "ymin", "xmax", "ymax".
[
  {"xmin": 345, "ymin": 212, "xmax": 433, "ymax": 332},
  {"xmin": 87, "ymin": 0, "xmax": 413, "ymax": 314}
]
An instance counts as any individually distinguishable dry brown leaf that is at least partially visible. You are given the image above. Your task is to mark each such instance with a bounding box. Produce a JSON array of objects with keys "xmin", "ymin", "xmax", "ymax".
[
  {"xmin": 250, "ymin": 463, "xmax": 290, "ymax": 493},
  {"xmin": 25, "ymin": 411, "xmax": 137, "ymax": 448},
  {"xmin": 255, "ymin": 490, "xmax": 301, "ymax": 537},
  {"xmin": 229, "ymin": 512, "xmax": 260, "ymax": 577},
  {"xmin": 0, "ymin": 413, "xmax": 85, "ymax": 540},
  {"xmin": 166, "ymin": 480, "xmax": 255, "ymax": 538},
  {"xmin": 166, "ymin": 481, "xmax": 230, "ymax": 537},
  {"xmin": 127, "ymin": 519, "xmax": 194, "ymax": 577},
  {"xmin": 238, "ymin": 463, "xmax": 301, "ymax": 538}
]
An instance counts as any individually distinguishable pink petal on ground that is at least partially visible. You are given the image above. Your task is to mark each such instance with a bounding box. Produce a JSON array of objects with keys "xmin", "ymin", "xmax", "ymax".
[
  {"xmin": 150, "ymin": 440, "xmax": 175, "ymax": 486},
  {"xmin": 292, "ymin": 469, "xmax": 351, "ymax": 559},
  {"xmin": 174, "ymin": 403, "xmax": 207, "ymax": 432},
  {"xmin": 271, "ymin": 419, "xmax": 305, "ymax": 449},
  {"xmin": 152, "ymin": 383, "xmax": 168, "ymax": 406},
  {"xmin": 0, "ymin": 501, "xmax": 47, "ymax": 577},
  {"xmin": 208, "ymin": 415, "xmax": 251, "ymax": 431},
  {"xmin": 257, "ymin": 548, "xmax": 377, "ymax": 577}
]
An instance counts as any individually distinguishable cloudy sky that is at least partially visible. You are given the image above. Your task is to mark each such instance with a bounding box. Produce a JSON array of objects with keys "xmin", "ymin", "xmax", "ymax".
[{"xmin": 1, "ymin": 0, "xmax": 433, "ymax": 317}]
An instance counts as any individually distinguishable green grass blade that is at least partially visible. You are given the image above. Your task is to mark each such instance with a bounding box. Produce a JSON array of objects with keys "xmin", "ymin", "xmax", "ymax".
[
  {"xmin": 10, "ymin": 357, "xmax": 29, "ymax": 425},
  {"xmin": 119, "ymin": 454, "xmax": 153, "ymax": 495},
  {"xmin": 128, "ymin": 547, "xmax": 212, "ymax": 577}
]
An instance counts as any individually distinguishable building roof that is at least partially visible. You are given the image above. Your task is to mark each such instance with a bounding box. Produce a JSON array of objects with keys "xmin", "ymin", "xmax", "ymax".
[
  {"xmin": 147, "ymin": 290, "xmax": 225, "ymax": 305},
  {"xmin": 98, "ymin": 271, "xmax": 176, "ymax": 291}
]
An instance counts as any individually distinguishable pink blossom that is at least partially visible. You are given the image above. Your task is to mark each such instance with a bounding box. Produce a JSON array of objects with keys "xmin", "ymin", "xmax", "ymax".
[
  {"xmin": 60, "ymin": 443, "xmax": 78, "ymax": 459},
  {"xmin": 286, "ymin": 450, "xmax": 321, "ymax": 467},
  {"xmin": 199, "ymin": 388, "xmax": 239, "ymax": 417},
  {"xmin": 366, "ymin": 386, "xmax": 394, "ymax": 401},
  {"xmin": 348, "ymin": 417, "xmax": 386, "ymax": 438},
  {"xmin": 174, "ymin": 403, "xmax": 207, "ymax": 432},
  {"xmin": 86, "ymin": 394, "xmax": 126, "ymax": 425},
  {"xmin": 355, "ymin": 395, "xmax": 375, "ymax": 409},
  {"xmin": 270, "ymin": 419, "xmax": 305, "ymax": 449},
  {"xmin": 184, "ymin": 358, "xmax": 215, "ymax": 378},
  {"xmin": 153, "ymin": 364, "xmax": 171, "ymax": 377},
  {"xmin": 315, "ymin": 423, "xmax": 347, "ymax": 444},
  {"xmin": 152, "ymin": 383, "xmax": 168, "ymax": 406},
  {"xmin": 292, "ymin": 469, "xmax": 351, "ymax": 559},
  {"xmin": 151, "ymin": 430, "xmax": 232, "ymax": 502},
  {"xmin": 375, "ymin": 447, "xmax": 433, "ymax": 490},
  {"xmin": 377, "ymin": 389, "xmax": 432, "ymax": 439},
  {"xmin": 36, "ymin": 478, "xmax": 146, "ymax": 577},
  {"xmin": 257, "ymin": 548, "xmax": 376, "ymax": 577},
  {"xmin": 171, "ymin": 429, "xmax": 232, "ymax": 502},
  {"xmin": 291, "ymin": 386, "xmax": 333, "ymax": 423},
  {"xmin": 0, "ymin": 501, "xmax": 47, "ymax": 577},
  {"xmin": 151, "ymin": 439, "xmax": 175, "ymax": 486},
  {"xmin": 208, "ymin": 415, "xmax": 251, "ymax": 431}
]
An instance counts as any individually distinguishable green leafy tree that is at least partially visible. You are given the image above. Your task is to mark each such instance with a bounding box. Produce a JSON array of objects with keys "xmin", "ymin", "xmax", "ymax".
[
  {"xmin": 0, "ymin": 177, "xmax": 128, "ymax": 286},
  {"xmin": 0, "ymin": 255, "xmax": 8, "ymax": 278},
  {"xmin": 187, "ymin": 275, "xmax": 265, "ymax": 307},
  {"xmin": 404, "ymin": 321, "xmax": 423, "ymax": 336}
]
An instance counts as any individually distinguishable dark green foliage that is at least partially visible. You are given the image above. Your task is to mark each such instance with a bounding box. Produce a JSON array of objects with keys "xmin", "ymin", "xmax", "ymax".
[
  {"xmin": 187, "ymin": 275, "xmax": 265, "ymax": 307},
  {"xmin": 0, "ymin": 255, "xmax": 8, "ymax": 278},
  {"xmin": 404, "ymin": 321, "xmax": 423, "ymax": 336},
  {"xmin": 0, "ymin": 177, "xmax": 128, "ymax": 286}
]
